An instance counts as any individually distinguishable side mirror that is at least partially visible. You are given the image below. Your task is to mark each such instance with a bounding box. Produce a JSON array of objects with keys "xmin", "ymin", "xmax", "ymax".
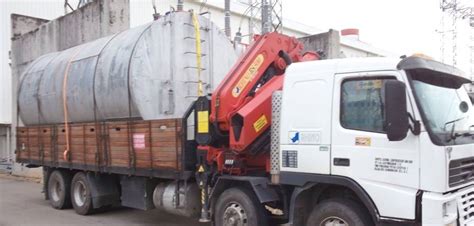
[{"xmin": 384, "ymin": 80, "xmax": 409, "ymax": 141}]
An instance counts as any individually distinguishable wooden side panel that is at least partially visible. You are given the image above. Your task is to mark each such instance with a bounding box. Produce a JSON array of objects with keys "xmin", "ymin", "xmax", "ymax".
[
  {"xmin": 107, "ymin": 122, "xmax": 130, "ymax": 168},
  {"xmin": 150, "ymin": 120, "xmax": 182, "ymax": 170},
  {"xmin": 105, "ymin": 119, "xmax": 183, "ymax": 170},
  {"xmin": 27, "ymin": 127, "xmax": 40, "ymax": 161},
  {"xmin": 84, "ymin": 124, "xmax": 100, "ymax": 167},
  {"xmin": 69, "ymin": 124, "xmax": 85, "ymax": 165},
  {"xmin": 40, "ymin": 126, "xmax": 53, "ymax": 164},
  {"xmin": 16, "ymin": 127, "xmax": 28, "ymax": 161},
  {"xmin": 16, "ymin": 119, "xmax": 184, "ymax": 173},
  {"xmin": 56, "ymin": 124, "xmax": 67, "ymax": 164},
  {"xmin": 16, "ymin": 126, "xmax": 52, "ymax": 164}
]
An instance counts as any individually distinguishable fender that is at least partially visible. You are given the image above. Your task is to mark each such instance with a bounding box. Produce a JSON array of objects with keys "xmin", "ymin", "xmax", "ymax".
[
  {"xmin": 211, "ymin": 175, "xmax": 279, "ymax": 203},
  {"xmin": 86, "ymin": 173, "xmax": 121, "ymax": 208},
  {"xmin": 280, "ymin": 171, "xmax": 421, "ymax": 226}
]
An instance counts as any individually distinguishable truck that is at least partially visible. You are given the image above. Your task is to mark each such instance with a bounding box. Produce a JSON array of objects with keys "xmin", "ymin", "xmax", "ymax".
[{"xmin": 16, "ymin": 29, "xmax": 474, "ymax": 225}]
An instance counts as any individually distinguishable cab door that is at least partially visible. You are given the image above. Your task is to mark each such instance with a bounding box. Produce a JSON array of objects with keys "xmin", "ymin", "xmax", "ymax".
[{"xmin": 330, "ymin": 71, "xmax": 420, "ymax": 220}]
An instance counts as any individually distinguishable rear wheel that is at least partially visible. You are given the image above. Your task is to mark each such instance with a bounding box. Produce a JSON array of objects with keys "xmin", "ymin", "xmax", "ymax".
[
  {"xmin": 214, "ymin": 187, "xmax": 268, "ymax": 226},
  {"xmin": 71, "ymin": 172, "xmax": 94, "ymax": 215},
  {"xmin": 47, "ymin": 170, "xmax": 72, "ymax": 209},
  {"xmin": 306, "ymin": 199, "xmax": 373, "ymax": 226}
]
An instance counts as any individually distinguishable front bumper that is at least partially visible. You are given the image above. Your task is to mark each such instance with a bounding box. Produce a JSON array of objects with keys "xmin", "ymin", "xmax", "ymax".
[{"xmin": 422, "ymin": 185, "xmax": 474, "ymax": 226}]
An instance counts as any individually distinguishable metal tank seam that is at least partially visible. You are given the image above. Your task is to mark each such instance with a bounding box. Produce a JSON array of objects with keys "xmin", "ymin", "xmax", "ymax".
[
  {"xmin": 91, "ymin": 33, "xmax": 123, "ymax": 122},
  {"xmin": 91, "ymin": 33, "xmax": 123, "ymax": 170},
  {"xmin": 18, "ymin": 53, "xmax": 59, "ymax": 125},
  {"xmin": 16, "ymin": 54, "xmax": 48, "ymax": 124},
  {"xmin": 125, "ymin": 22, "xmax": 155, "ymax": 173},
  {"xmin": 36, "ymin": 54, "xmax": 63, "ymax": 125}
]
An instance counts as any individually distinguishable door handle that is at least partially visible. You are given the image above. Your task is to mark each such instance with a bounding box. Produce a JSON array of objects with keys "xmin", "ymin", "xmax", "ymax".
[{"xmin": 334, "ymin": 158, "xmax": 350, "ymax": 166}]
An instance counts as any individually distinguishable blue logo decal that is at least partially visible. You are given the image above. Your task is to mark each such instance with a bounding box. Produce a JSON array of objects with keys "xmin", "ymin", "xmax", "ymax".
[{"xmin": 290, "ymin": 132, "xmax": 300, "ymax": 143}]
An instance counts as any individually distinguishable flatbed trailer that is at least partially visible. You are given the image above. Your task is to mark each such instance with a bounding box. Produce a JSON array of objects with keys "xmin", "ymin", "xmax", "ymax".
[{"xmin": 16, "ymin": 118, "xmax": 193, "ymax": 179}]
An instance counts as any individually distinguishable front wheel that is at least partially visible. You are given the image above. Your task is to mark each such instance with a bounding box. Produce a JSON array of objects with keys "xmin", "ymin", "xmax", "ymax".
[
  {"xmin": 214, "ymin": 187, "xmax": 268, "ymax": 226},
  {"xmin": 306, "ymin": 199, "xmax": 373, "ymax": 226}
]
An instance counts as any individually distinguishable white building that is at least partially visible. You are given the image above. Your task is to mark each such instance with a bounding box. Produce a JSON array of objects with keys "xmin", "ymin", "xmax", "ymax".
[
  {"xmin": 139, "ymin": 0, "xmax": 392, "ymax": 57},
  {"xmin": 0, "ymin": 0, "xmax": 392, "ymax": 171}
]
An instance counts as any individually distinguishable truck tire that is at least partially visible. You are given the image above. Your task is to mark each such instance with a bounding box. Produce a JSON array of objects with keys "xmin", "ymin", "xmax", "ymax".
[
  {"xmin": 214, "ymin": 187, "xmax": 268, "ymax": 226},
  {"xmin": 47, "ymin": 170, "xmax": 72, "ymax": 209},
  {"xmin": 71, "ymin": 172, "xmax": 94, "ymax": 215},
  {"xmin": 306, "ymin": 199, "xmax": 373, "ymax": 226}
]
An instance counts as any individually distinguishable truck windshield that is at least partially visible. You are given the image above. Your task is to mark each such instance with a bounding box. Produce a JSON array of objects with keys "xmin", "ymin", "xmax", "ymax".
[{"xmin": 411, "ymin": 74, "xmax": 474, "ymax": 145}]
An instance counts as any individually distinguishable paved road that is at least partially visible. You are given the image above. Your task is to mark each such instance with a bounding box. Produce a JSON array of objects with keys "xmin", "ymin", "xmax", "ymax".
[{"xmin": 0, "ymin": 174, "xmax": 208, "ymax": 226}]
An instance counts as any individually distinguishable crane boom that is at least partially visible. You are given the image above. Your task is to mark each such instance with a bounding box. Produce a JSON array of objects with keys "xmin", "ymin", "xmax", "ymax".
[{"xmin": 194, "ymin": 32, "xmax": 317, "ymax": 174}]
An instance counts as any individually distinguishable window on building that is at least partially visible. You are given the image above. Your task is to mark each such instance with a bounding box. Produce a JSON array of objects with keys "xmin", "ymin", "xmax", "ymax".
[{"xmin": 340, "ymin": 77, "xmax": 396, "ymax": 133}]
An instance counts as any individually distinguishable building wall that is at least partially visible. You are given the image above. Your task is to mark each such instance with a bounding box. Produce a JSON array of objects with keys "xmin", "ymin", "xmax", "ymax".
[
  {"xmin": 0, "ymin": 1, "xmax": 66, "ymax": 126},
  {"xmin": 4, "ymin": 0, "xmax": 129, "ymax": 177},
  {"xmin": 130, "ymin": 0, "xmax": 315, "ymax": 44},
  {"xmin": 0, "ymin": 126, "xmax": 10, "ymax": 161},
  {"xmin": 0, "ymin": 62, "xmax": 11, "ymax": 125},
  {"xmin": 341, "ymin": 45, "xmax": 380, "ymax": 58},
  {"xmin": 0, "ymin": 1, "xmax": 67, "ymax": 168}
]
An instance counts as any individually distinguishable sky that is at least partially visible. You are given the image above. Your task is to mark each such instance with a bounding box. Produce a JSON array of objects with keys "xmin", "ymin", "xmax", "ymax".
[{"xmin": 282, "ymin": 0, "xmax": 471, "ymax": 65}]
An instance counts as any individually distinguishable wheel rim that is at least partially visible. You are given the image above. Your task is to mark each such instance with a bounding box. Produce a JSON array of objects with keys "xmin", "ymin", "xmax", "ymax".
[
  {"xmin": 223, "ymin": 202, "xmax": 248, "ymax": 226},
  {"xmin": 73, "ymin": 180, "xmax": 87, "ymax": 207},
  {"xmin": 51, "ymin": 179, "xmax": 61, "ymax": 202},
  {"xmin": 320, "ymin": 216, "xmax": 348, "ymax": 226}
]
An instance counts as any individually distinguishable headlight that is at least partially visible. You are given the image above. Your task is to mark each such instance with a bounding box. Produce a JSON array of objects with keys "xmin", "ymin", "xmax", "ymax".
[{"xmin": 442, "ymin": 200, "xmax": 458, "ymax": 226}]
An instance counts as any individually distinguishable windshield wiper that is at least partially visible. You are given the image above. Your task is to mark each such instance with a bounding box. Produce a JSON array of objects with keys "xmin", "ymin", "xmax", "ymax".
[
  {"xmin": 460, "ymin": 125, "xmax": 474, "ymax": 139},
  {"xmin": 449, "ymin": 125, "xmax": 474, "ymax": 142},
  {"xmin": 443, "ymin": 117, "xmax": 466, "ymax": 131},
  {"xmin": 444, "ymin": 117, "xmax": 466, "ymax": 142},
  {"xmin": 449, "ymin": 131, "xmax": 474, "ymax": 140}
]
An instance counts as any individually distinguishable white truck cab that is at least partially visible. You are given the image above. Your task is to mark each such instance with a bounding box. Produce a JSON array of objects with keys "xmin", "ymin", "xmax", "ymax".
[{"xmin": 277, "ymin": 56, "xmax": 474, "ymax": 225}]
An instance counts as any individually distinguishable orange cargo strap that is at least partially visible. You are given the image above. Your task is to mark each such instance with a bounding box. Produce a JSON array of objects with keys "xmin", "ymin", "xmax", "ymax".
[{"xmin": 62, "ymin": 47, "xmax": 83, "ymax": 161}]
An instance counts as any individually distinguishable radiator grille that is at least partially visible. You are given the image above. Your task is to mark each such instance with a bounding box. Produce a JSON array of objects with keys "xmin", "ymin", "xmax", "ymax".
[
  {"xmin": 449, "ymin": 157, "xmax": 474, "ymax": 187},
  {"xmin": 457, "ymin": 186, "xmax": 474, "ymax": 225}
]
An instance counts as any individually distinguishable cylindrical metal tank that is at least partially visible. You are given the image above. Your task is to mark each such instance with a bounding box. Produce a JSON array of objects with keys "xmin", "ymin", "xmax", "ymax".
[{"xmin": 18, "ymin": 11, "xmax": 238, "ymax": 125}]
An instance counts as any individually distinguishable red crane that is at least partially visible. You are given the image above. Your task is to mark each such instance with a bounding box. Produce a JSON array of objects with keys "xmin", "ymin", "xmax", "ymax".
[{"xmin": 194, "ymin": 32, "xmax": 318, "ymax": 175}]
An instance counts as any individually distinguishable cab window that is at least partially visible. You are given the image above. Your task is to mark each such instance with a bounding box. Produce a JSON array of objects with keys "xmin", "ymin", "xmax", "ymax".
[{"xmin": 340, "ymin": 77, "xmax": 396, "ymax": 133}]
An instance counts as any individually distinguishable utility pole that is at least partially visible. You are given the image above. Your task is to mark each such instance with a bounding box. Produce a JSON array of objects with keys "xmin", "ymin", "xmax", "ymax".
[
  {"xmin": 177, "ymin": 0, "xmax": 184, "ymax": 11},
  {"xmin": 261, "ymin": 0, "xmax": 272, "ymax": 34},
  {"xmin": 470, "ymin": 16, "xmax": 474, "ymax": 91},
  {"xmin": 248, "ymin": 0, "xmax": 260, "ymax": 41},
  {"xmin": 238, "ymin": 0, "xmax": 283, "ymax": 42},
  {"xmin": 225, "ymin": 0, "xmax": 232, "ymax": 38}
]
